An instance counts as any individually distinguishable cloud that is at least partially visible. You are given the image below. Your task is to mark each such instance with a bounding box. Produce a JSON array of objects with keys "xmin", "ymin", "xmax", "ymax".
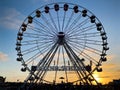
[
  {"xmin": 0, "ymin": 8, "xmax": 24, "ymax": 30},
  {"xmin": 0, "ymin": 52, "xmax": 9, "ymax": 62},
  {"xmin": 116, "ymin": 69, "xmax": 120, "ymax": 72},
  {"xmin": 99, "ymin": 76, "xmax": 110, "ymax": 78},
  {"xmin": 106, "ymin": 54, "xmax": 115, "ymax": 61},
  {"xmin": 104, "ymin": 63, "xmax": 116, "ymax": 68}
]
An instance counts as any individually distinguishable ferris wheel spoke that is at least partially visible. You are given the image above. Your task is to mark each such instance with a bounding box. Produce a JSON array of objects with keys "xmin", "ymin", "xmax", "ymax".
[
  {"xmin": 33, "ymin": 47, "xmax": 56, "ymax": 82},
  {"xmin": 81, "ymin": 53, "xmax": 98, "ymax": 65},
  {"xmin": 66, "ymin": 12, "xmax": 82, "ymax": 33},
  {"xmin": 48, "ymin": 12, "xmax": 59, "ymax": 32},
  {"xmin": 78, "ymin": 26, "xmax": 97, "ymax": 34},
  {"xmin": 69, "ymin": 44, "xmax": 99, "ymax": 64},
  {"xmin": 21, "ymin": 41, "xmax": 37, "ymax": 45},
  {"xmin": 64, "ymin": 43, "xmax": 91, "ymax": 84},
  {"xmin": 69, "ymin": 35, "xmax": 100, "ymax": 40},
  {"xmin": 33, "ymin": 19, "xmax": 56, "ymax": 36},
  {"xmin": 38, "ymin": 42, "xmax": 55, "ymax": 56},
  {"xmin": 62, "ymin": 46, "xmax": 68, "ymax": 82},
  {"xmin": 67, "ymin": 41, "xmax": 85, "ymax": 51},
  {"xmin": 27, "ymin": 24, "xmax": 55, "ymax": 37},
  {"xmin": 68, "ymin": 41, "xmax": 100, "ymax": 57},
  {"xmin": 37, "ymin": 43, "xmax": 55, "ymax": 53},
  {"xmin": 84, "ymin": 48, "xmax": 101, "ymax": 55},
  {"xmin": 22, "ymin": 45, "xmax": 39, "ymax": 55},
  {"xmin": 67, "ymin": 24, "xmax": 96, "ymax": 37},
  {"xmin": 36, "ymin": 44, "xmax": 59, "ymax": 82},
  {"xmin": 85, "ymin": 42, "xmax": 102, "ymax": 46},
  {"xmin": 71, "ymin": 46, "xmax": 98, "ymax": 65},
  {"xmin": 24, "ymin": 35, "xmax": 55, "ymax": 41},
  {"xmin": 21, "ymin": 41, "xmax": 53, "ymax": 46},
  {"xmin": 22, "ymin": 41, "xmax": 53, "ymax": 55},
  {"xmin": 21, "ymin": 39, "xmax": 53, "ymax": 45},
  {"xmin": 23, "ymin": 32, "xmax": 53, "ymax": 39},
  {"xmin": 77, "ymin": 32, "xmax": 100, "ymax": 38},
  {"xmin": 37, "ymin": 43, "xmax": 55, "ymax": 49},
  {"xmin": 25, "ymin": 51, "xmax": 43, "ymax": 64},
  {"xmin": 63, "ymin": 44, "xmax": 85, "ymax": 82},
  {"xmin": 21, "ymin": 42, "xmax": 52, "ymax": 56},
  {"xmin": 57, "ymin": 11, "xmax": 61, "ymax": 32},
  {"xmin": 41, "ymin": 14, "xmax": 58, "ymax": 35},
  {"xmin": 68, "ymin": 40, "xmax": 102, "ymax": 54},
  {"xmin": 33, "ymin": 19, "xmax": 50, "ymax": 32},
  {"xmin": 66, "ymin": 17, "xmax": 89, "ymax": 34},
  {"xmin": 64, "ymin": 11, "xmax": 74, "ymax": 32},
  {"xmin": 69, "ymin": 38, "xmax": 102, "ymax": 46},
  {"xmin": 68, "ymin": 37, "xmax": 102, "ymax": 45},
  {"xmin": 62, "ymin": 11, "xmax": 66, "ymax": 32},
  {"xmin": 69, "ymin": 41, "xmax": 101, "ymax": 55},
  {"xmin": 36, "ymin": 42, "xmax": 58, "ymax": 71},
  {"xmin": 23, "ymin": 34, "xmax": 53, "ymax": 39},
  {"xmin": 22, "ymin": 38, "xmax": 53, "ymax": 43},
  {"xmin": 65, "ymin": 32, "xmax": 101, "ymax": 43},
  {"xmin": 54, "ymin": 46, "xmax": 60, "ymax": 82},
  {"xmin": 85, "ymin": 45, "xmax": 102, "ymax": 54}
]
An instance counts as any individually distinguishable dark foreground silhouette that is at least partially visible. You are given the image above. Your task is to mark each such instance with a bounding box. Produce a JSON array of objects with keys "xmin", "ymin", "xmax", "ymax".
[{"xmin": 0, "ymin": 82, "xmax": 120, "ymax": 90}]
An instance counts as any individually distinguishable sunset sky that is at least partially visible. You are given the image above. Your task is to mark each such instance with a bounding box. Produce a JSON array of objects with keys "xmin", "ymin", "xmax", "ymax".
[{"xmin": 0, "ymin": 0, "xmax": 120, "ymax": 84}]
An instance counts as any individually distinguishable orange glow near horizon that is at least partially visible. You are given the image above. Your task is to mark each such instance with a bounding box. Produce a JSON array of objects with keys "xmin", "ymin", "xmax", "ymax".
[
  {"xmin": 5, "ymin": 72, "xmax": 119, "ymax": 85},
  {"xmin": 93, "ymin": 73, "xmax": 101, "ymax": 83}
]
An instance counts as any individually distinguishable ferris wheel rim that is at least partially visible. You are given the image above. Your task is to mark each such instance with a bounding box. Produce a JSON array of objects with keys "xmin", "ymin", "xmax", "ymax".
[{"xmin": 16, "ymin": 2, "xmax": 109, "ymax": 84}]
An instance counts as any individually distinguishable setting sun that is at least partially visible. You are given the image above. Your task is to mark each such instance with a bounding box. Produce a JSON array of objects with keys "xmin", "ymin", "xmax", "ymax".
[{"xmin": 93, "ymin": 74, "xmax": 101, "ymax": 82}]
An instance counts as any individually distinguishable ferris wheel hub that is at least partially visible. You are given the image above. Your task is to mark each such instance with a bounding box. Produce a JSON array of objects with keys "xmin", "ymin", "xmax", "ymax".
[{"xmin": 57, "ymin": 32, "xmax": 65, "ymax": 45}]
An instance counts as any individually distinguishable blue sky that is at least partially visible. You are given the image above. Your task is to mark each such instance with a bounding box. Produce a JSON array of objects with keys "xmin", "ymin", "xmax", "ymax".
[{"xmin": 0, "ymin": 0, "xmax": 120, "ymax": 83}]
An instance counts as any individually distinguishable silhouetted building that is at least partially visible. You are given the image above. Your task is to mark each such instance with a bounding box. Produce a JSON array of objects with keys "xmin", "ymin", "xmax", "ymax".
[
  {"xmin": 0, "ymin": 76, "xmax": 6, "ymax": 83},
  {"xmin": 113, "ymin": 79, "xmax": 120, "ymax": 84}
]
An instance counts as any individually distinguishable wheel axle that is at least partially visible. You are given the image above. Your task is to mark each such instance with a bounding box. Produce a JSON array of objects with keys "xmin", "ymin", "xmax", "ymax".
[{"xmin": 57, "ymin": 32, "xmax": 65, "ymax": 45}]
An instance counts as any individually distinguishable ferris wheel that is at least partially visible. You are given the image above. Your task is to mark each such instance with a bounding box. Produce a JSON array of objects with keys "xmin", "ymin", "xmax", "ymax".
[{"xmin": 16, "ymin": 2, "xmax": 109, "ymax": 85}]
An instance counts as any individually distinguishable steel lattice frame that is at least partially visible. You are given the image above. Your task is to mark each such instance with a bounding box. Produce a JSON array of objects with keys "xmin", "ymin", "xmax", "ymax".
[{"xmin": 16, "ymin": 2, "xmax": 109, "ymax": 86}]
